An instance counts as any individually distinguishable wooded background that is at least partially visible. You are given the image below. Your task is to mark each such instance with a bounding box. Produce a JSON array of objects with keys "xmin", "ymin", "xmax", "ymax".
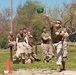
[{"xmin": 0, "ymin": 0, "xmax": 76, "ymax": 48}]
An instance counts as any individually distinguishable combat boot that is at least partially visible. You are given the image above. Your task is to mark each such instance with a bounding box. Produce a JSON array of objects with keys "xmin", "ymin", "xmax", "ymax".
[
  {"xmin": 22, "ymin": 59, "xmax": 25, "ymax": 64},
  {"xmin": 56, "ymin": 65, "xmax": 61, "ymax": 72},
  {"xmin": 62, "ymin": 61, "xmax": 66, "ymax": 70},
  {"xmin": 62, "ymin": 57, "xmax": 67, "ymax": 70}
]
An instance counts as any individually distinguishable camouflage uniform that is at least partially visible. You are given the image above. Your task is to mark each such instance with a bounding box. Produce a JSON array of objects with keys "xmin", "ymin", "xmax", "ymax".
[
  {"xmin": 63, "ymin": 28, "xmax": 69, "ymax": 58},
  {"xmin": 15, "ymin": 33, "xmax": 26, "ymax": 60},
  {"xmin": 25, "ymin": 35, "xmax": 40, "ymax": 61},
  {"xmin": 26, "ymin": 35, "xmax": 33, "ymax": 54},
  {"xmin": 50, "ymin": 25, "xmax": 64, "ymax": 65},
  {"xmin": 59, "ymin": 28, "xmax": 69, "ymax": 70},
  {"xmin": 8, "ymin": 35, "xmax": 16, "ymax": 50},
  {"xmin": 41, "ymin": 32, "xmax": 53, "ymax": 62}
]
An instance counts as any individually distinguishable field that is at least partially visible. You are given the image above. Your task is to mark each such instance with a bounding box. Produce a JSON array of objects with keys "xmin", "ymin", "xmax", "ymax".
[{"xmin": 0, "ymin": 42, "xmax": 76, "ymax": 73}]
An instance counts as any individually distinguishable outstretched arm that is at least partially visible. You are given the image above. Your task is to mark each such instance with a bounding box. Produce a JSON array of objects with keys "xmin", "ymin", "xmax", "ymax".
[{"xmin": 44, "ymin": 14, "xmax": 53, "ymax": 28}]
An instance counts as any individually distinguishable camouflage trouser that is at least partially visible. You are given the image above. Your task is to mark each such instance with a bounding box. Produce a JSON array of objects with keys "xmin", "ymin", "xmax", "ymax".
[
  {"xmin": 23, "ymin": 43, "xmax": 38, "ymax": 60},
  {"xmin": 62, "ymin": 41, "xmax": 68, "ymax": 58},
  {"xmin": 41, "ymin": 43, "xmax": 53, "ymax": 61},
  {"xmin": 15, "ymin": 42, "xmax": 28, "ymax": 59},
  {"xmin": 13, "ymin": 42, "xmax": 28, "ymax": 63},
  {"xmin": 8, "ymin": 41, "xmax": 16, "ymax": 50},
  {"xmin": 53, "ymin": 41, "xmax": 63, "ymax": 65},
  {"xmin": 25, "ymin": 44, "xmax": 33, "ymax": 54}
]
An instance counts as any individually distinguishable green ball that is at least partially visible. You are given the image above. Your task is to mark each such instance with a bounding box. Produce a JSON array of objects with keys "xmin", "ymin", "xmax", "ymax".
[{"xmin": 37, "ymin": 7, "xmax": 44, "ymax": 13}]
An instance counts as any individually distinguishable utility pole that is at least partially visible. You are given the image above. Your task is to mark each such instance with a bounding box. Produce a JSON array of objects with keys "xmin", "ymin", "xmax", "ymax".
[
  {"xmin": 10, "ymin": 0, "xmax": 13, "ymax": 32},
  {"xmin": 10, "ymin": 0, "xmax": 13, "ymax": 61}
]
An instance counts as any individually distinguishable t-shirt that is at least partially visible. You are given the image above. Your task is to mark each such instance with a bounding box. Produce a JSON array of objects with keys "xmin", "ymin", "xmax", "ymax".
[
  {"xmin": 50, "ymin": 25, "xmax": 64, "ymax": 43},
  {"xmin": 41, "ymin": 32, "xmax": 51, "ymax": 44},
  {"xmin": 23, "ymin": 33, "xmax": 27, "ymax": 36},
  {"xmin": 8, "ymin": 35, "xmax": 15, "ymax": 42},
  {"xmin": 16, "ymin": 33, "xmax": 26, "ymax": 42},
  {"xmin": 26, "ymin": 35, "xmax": 33, "ymax": 43}
]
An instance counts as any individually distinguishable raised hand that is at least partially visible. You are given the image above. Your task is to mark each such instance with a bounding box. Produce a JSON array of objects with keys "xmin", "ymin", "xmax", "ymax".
[{"xmin": 43, "ymin": 14, "xmax": 48, "ymax": 17}]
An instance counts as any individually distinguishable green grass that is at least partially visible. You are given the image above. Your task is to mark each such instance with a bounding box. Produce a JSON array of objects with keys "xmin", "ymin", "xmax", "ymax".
[{"xmin": 0, "ymin": 42, "xmax": 76, "ymax": 73}]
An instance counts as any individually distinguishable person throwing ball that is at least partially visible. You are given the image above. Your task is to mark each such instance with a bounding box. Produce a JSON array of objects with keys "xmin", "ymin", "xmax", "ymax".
[{"xmin": 44, "ymin": 14, "xmax": 65, "ymax": 72}]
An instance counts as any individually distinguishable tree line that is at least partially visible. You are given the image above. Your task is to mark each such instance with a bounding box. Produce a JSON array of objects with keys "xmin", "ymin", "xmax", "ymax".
[{"xmin": 0, "ymin": 0, "xmax": 76, "ymax": 48}]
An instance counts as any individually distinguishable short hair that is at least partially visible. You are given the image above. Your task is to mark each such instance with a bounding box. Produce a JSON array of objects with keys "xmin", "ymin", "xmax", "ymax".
[
  {"xmin": 20, "ymin": 29, "xmax": 23, "ymax": 31},
  {"xmin": 42, "ymin": 27, "xmax": 46, "ymax": 32},
  {"xmin": 23, "ymin": 28, "xmax": 26, "ymax": 30},
  {"xmin": 42, "ymin": 27, "xmax": 46, "ymax": 29},
  {"xmin": 56, "ymin": 20, "xmax": 62, "ymax": 24}
]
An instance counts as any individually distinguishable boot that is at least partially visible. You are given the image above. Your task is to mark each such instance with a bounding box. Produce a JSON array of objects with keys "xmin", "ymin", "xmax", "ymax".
[
  {"xmin": 56, "ymin": 65, "xmax": 61, "ymax": 72},
  {"xmin": 22, "ymin": 59, "xmax": 25, "ymax": 64},
  {"xmin": 62, "ymin": 57, "xmax": 67, "ymax": 70},
  {"xmin": 49, "ymin": 59, "xmax": 54, "ymax": 63},
  {"xmin": 35, "ymin": 58, "xmax": 41, "ymax": 62},
  {"xmin": 32, "ymin": 53, "xmax": 41, "ymax": 62},
  {"xmin": 62, "ymin": 61, "xmax": 66, "ymax": 70},
  {"xmin": 13, "ymin": 56, "xmax": 19, "ymax": 64}
]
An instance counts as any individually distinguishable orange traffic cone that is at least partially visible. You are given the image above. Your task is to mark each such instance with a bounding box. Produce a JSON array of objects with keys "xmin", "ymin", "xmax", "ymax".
[{"xmin": 4, "ymin": 59, "xmax": 12, "ymax": 73}]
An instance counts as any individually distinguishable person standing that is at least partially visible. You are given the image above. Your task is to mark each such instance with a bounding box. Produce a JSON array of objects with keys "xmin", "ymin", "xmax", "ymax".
[
  {"xmin": 41, "ymin": 27, "xmax": 53, "ymax": 63},
  {"xmin": 44, "ymin": 14, "xmax": 65, "ymax": 72}
]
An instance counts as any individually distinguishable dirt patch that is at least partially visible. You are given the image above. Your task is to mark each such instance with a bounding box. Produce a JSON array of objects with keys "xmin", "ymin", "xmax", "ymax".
[{"xmin": 3, "ymin": 69, "xmax": 76, "ymax": 75}]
